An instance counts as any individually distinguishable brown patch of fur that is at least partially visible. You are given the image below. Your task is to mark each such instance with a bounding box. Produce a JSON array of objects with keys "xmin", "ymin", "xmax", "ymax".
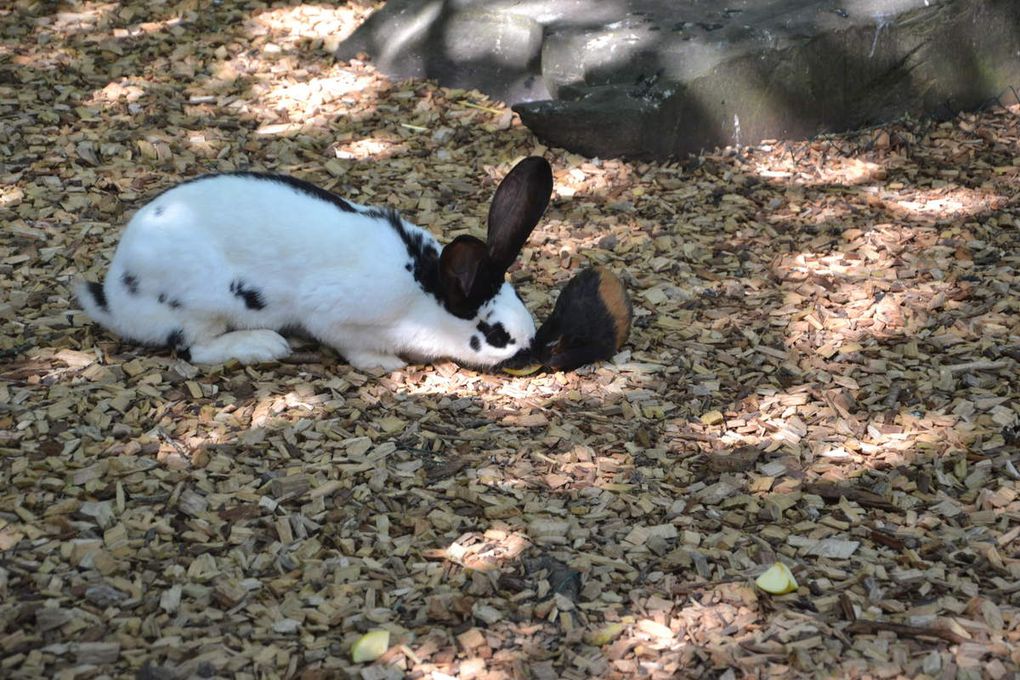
[{"xmin": 595, "ymin": 267, "xmax": 632, "ymax": 349}]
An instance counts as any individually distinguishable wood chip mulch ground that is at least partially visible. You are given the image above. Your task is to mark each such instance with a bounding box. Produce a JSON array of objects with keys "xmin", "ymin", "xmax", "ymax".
[{"xmin": 1, "ymin": 1, "xmax": 1019, "ymax": 678}]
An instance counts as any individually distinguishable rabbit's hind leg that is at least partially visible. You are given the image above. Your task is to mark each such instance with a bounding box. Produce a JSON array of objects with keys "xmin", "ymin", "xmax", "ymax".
[
  {"xmin": 100, "ymin": 281, "xmax": 290, "ymax": 364},
  {"xmin": 129, "ymin": 305, "xmax": 290, "ymax": 365},
  {"xmin": 82, "ymin": 276, "xmax": 204, "ymax": 358},
  {"xmin": 187, "ymin": 330, "xmax": 291, "ymax": 365}
]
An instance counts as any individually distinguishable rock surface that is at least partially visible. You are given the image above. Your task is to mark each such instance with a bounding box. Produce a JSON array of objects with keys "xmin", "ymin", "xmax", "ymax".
[{"xmin": 338, "ymin": 0, "xmax": 1020, "ymax": 159}]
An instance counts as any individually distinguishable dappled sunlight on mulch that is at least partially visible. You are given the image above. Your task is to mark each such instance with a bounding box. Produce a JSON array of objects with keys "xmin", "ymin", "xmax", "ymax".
[{"xmin": 1, "ymin": 1, "xmax": 1019, "ymax": 678}]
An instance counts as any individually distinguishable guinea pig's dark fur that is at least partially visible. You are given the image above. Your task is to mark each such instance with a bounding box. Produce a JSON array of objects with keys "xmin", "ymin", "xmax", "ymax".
[{"xmin": 507, "ymin": 266, "xmax": 631, "ymax": 372}]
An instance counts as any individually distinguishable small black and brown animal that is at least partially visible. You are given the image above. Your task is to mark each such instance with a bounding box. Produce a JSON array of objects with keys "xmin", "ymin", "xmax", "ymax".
[{"xmin": 503, "ymin": 266, "xmax": 633, "ymax": 373}]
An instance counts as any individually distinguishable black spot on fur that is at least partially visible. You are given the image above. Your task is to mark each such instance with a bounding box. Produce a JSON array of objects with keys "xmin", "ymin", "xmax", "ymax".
[
  {"xmin": 470, "ymin": 335, "xmax": 481, "ymax": 351},
  {"xmin": 166, "ymin": 329, "xmax": 191, "ymax": 361},
  {"xmin": 230, "ymin": 172, "xmax": 357, "ymax": 213},
  {"xmin": 477, "ymin": 320, "xmax": 513, "ymax": 349},
  {"xmin": 154, "ymin": 205, "xmax": 165, "ymax": 216},
  {"xmin": 367, "ymin": 205, "xmax": 498, "ymax": 320},
  {"xmin": 122, "ymin": 273, "xmax": 139, "ymax": 294},
  {"xmin": 279, "ymin": 323, "xmax": 312, "ymax": 339},
  {"xmin": 85, "ymin": 281, "xmax": 108, "ymax": 312},
  {"xmin": 230, "ymin": 279, "xmax": 265, "ymax": 310},
  {"xmin": 158, "ymin": 293, "xmax": 183, "ymax": 309},
  {"xmin": 364, "ymin": 206, "xmax": 448, "ymax": 306}
]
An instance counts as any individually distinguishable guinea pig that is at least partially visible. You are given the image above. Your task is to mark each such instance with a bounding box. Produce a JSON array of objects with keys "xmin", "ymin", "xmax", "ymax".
[{"xmin": 502, "ymin": 266, "xmax": 632, "ymax": 373}]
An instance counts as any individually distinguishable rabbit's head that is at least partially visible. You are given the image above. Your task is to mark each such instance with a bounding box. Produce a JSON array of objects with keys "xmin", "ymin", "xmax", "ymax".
[{"xmin": 437, "ymin": 156, "xmax": 553, "ymax": 368}]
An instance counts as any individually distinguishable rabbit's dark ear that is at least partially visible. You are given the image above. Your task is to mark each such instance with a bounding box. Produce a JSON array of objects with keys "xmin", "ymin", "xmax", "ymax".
[
  {"xmin": 440, "ymin": 235, "xmax": 490, "ymax": 314},
  {"xmin": 486, "ymin": 156, "xmax": 553, "ymax": 272}
]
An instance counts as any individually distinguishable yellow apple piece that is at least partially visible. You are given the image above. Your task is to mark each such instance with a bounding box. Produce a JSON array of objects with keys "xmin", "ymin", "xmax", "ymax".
[
  {"xmin": 584, "ymin": 622, "xmax": 626, "ymax": 646},
  {"xmin": 351, "ymin": 629, "xmax": 390, "ymax": 663},
  {"xmin": 503, "ymin": 364, "xmax": 542, "ymax": 376},
  {"xmin": 755, "ymin": 562, "xmax": 798, "ymax": 594}
]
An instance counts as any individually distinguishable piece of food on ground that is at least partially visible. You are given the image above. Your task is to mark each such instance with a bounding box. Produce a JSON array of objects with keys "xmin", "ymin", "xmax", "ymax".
[
  {"xmin": 755, "ymin": 562, "xmax": 799, "ymax": 595},
  {"xmin": 351, "ymin": 629, "xmax": 390, "ymax": 663}
]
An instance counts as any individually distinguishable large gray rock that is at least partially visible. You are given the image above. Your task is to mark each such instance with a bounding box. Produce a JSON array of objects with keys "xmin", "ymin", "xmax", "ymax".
[{"xmin": 337, "ymin": 0, "xmax": 1020, "ymax": 159}]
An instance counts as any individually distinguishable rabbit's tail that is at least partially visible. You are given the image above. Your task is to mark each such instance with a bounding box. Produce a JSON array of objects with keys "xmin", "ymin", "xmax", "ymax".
[
  {"xmin": 75, "ymin": 280, "xmax": 115, "ymax": 326},
  {"xmin": 75, "ymin": 277, "xmax": 192, "ymax": 354}
]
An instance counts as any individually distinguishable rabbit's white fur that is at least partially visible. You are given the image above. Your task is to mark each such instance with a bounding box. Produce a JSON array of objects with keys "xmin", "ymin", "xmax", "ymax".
[{"xmin": 77, "ymin": 161, "xmax": 552, "ymax": 371}]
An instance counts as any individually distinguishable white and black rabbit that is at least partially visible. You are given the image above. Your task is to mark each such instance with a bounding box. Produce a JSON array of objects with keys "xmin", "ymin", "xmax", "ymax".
[{"xmin": 76, "ymin": 156, "xmax": 554, "ymax": 372}]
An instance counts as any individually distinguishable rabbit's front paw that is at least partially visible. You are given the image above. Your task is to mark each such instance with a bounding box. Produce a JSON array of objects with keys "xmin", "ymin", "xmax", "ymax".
[
  {"xmin": 345, "ymin": 351, "xmax": 407, "ymax": 372},
  {"xmin": 189, "ymin": 330, "xmax": 291, "ymax": 364}
]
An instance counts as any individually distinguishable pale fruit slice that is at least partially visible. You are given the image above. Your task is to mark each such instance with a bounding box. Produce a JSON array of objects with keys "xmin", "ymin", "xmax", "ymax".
[
  {"xmin": 503, "ymin": 364, "xmax": 542, "ymax": 376},
  {"xmin": 351, "ymin": 629, "xmax": 390, "ymax": 663},
  {"xmin": 584, "ymin": 622, "xmax": 626, "ymax": 646},
  {"xmin": 755, "ymin": 562, "xmax": 798, "ymax": 594}
]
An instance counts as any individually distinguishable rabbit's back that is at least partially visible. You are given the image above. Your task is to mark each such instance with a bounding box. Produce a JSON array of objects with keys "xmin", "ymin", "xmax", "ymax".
[{"xmin": 122, "ymin": 173, "xmax": 415, "ymax": 270}]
